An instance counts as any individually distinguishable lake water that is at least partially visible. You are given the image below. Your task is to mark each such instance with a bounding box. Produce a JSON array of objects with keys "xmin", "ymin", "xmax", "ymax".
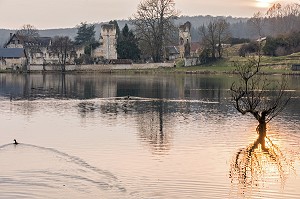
[{"xmin": 0, "ymin": 73, "xmax": 299, "ymax": 199}]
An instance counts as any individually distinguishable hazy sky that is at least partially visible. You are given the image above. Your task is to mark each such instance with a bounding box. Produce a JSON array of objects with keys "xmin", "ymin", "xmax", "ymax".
[{"xmin": 0, "ymin": 0, "xmax": 298, "ymax": 29}]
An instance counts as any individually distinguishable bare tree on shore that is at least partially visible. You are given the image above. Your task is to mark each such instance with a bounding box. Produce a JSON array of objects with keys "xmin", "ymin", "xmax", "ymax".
[
  {"xmin": 50, "ymin": 36, "xmax": 75, "ymax": 72},
  {"xmin": 199, "ymin": 19, "xmax": 230, "ymax": 59},
  {"xmin": 16, "ymin": 24, "xmax": 39, "ymax": 38},
  {"xmin": 131, "ymin": 0, "xmax": 179, "ymax": 62},
  {"xmin": 249, "ymin": 12, "xmax": 265, "ymax": 39}
]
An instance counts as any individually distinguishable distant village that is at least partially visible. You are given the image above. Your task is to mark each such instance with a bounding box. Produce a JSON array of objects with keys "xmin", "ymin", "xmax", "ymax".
[
  {"xmin": 1, "ymin": 23, "xmax": 125, "ymax": 71},
  {"xmin": 0, "ymin": 21, "xmax": 201, "ymax": 72},
  {"xmin": 1, "ymin": 1, "xmax": 299, "ymax": 72}
]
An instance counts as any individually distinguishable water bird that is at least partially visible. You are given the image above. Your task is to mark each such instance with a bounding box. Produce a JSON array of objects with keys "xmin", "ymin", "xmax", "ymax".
[
  {"xmin": 126, "ymin": 95, "xmax": 131, "ymax": 100},
  {"xmin": 13, "ymin": 139, "xmax": 19, "ymax": 145}
]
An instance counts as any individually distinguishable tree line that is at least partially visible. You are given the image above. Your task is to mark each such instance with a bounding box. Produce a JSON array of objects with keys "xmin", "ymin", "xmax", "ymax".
[
  {"xmin": 130, "ymin": 0, "xmax": 300, "ymax": 63},
  {"xmin": 5, "ymin": 0, "xmax": 300, "ymax": 64},
  {"xmin": 200, "ymin": 2, "xmax": 300, "ymax": 61}
]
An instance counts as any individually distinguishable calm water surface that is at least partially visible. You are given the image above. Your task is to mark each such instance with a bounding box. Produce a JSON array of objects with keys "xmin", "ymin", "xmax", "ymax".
[{"xmin": 0, "ymin": 73, "xmax": 299, "ymax": 199}]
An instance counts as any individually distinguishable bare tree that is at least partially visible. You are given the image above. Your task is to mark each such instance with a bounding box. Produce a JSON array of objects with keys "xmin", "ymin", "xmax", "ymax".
[
  {"xmin": 232, "ymin": 9, "xmax": 290, "ymax": 137},
  {"xmin": 50, "ymin": 36, "xmax": 75, "ymax": 72},
  {"xmin": 16, "ymin": 24, "xmax": 39, "ymax": 38},
  {"xmin": 199, "ymin": 19, "xmax": 230, "ymax": 59},
  {"xmin": 249, "ymin": 11, "xmax": 265, "ymax": 39},
  {"xmin": 216, "ymin": 19, "xmax": 230, "ymax": 58},
  {"xmin": 267, "ymin": 3, "xmax": 300, "ymax": 35},
  {"xmin": 230, "ymin": 56, "xmax": 290, "ymax": 137},
  {"xmin": 199, "ymin": 21, "xmax": 218, "ymax": 60},
  {"xmin": 131, "ymin": 0, "xmax": 179, "ymax": 62}
]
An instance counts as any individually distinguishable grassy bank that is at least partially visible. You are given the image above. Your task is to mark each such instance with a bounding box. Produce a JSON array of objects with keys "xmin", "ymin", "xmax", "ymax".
[
  {"xmin": 163, "ymin": 52, "xmax": 300, "ymax": 75},
  {"xmin": 108, "ymin": 52, "xmax": 300, "ymax": 75},
  {"xmin": 1, "ymin": 53, "xmax": 299, "ymax": 75}
]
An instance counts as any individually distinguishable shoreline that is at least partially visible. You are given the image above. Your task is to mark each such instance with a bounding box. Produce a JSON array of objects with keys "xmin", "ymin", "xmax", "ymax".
[
  {"xmin": 1, "ymin": 67, "xmax": 300, "ymax": 76},
  {"xmin": 1, "ymin": 56, "xmax": 300, "ymax": 75}
]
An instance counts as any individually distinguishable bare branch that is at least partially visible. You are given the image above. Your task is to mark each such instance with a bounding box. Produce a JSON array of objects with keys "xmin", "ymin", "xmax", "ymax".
[
  {"xmin": 230, "ymin": 56, "xmax": 290, "ymax": 126},
  {"xmin": 131, "ymin": 0, "xmax": 179, "ymax": 62}
]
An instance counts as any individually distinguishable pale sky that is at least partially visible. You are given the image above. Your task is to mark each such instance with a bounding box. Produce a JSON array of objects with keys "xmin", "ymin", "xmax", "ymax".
[{"xmin": 0, "ymin": 0, "xmax": 298, "ymax": 29}]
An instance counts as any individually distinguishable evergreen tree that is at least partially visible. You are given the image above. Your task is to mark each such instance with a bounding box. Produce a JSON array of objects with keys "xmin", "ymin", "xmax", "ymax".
[
  {"xmin": 117, "ymin": 24, "xmax": 141, "ymax": 61},
  {"xmin": 75, "ymin": 22, "xmax": 96, "ymax": 45},
  {"xmin": 75, "ymin": 22, "xmax": 99, "ymax": 56}
]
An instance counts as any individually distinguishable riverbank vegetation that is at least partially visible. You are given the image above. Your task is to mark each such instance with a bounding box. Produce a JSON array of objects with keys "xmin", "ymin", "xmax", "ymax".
[
  {"xmin": 134, "ymin": 52, "xmax": 300, "ymax": 75},
  {"xmin": 1, "ymin": 52, "xmax": 298, "ymax": 75}
]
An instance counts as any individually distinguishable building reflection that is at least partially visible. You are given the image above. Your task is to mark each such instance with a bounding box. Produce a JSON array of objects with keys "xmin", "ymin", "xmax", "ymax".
[
  {"xmin": 0, "ymin": 73, "xmax": 232, "ymax": 101},
  {"xmin": 230, "ymin": 131, "xmax": 295, "ymax": 196}
]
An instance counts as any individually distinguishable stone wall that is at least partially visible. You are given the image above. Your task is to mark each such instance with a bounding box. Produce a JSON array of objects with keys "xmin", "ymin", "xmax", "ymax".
[
  {"xmin": 184, "ymin": 58, "xmax": 200, "ymax": 67},
  {"xmin": 27, "ymin": 62, "xmax": 174, "ymax": 72},
  {"xmin": 0, "ymin": 57, "xmax": 27, "ymax": 70}
]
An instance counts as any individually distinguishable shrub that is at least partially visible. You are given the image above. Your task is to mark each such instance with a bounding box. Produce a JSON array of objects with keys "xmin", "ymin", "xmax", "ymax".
[
  {"xmin": 238, "ymin": 42, "xmax": 259, "ymax": 57},
  {"xmin": 263, "ymin": 32, "xmax": 300, "ymax": 56},
  {"xmin": 229, "ymin": 37, "xmax": 250, "ymax": 45}
]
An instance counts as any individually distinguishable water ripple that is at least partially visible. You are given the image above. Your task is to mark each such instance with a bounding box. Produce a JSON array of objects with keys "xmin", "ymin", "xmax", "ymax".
[{"xmin": 0, "ymin": 143, "xmax": 127, "ymax": 199}]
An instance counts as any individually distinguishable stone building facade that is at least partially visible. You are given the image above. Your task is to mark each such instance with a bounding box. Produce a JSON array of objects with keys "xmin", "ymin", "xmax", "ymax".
[
  {"xmin": 93, "ymin": 24, "xmax": 117, "ymax": 60},
  {"xmin": 179, "ymin": 21, "xmax": 192, "ymax": 58},
  {"xmin": 0, "ymin": 48, "xmax": 27, "ymax": 70},
  {"xmin": 4, "ymin": 24, "xmax": 119, "ymax": 67},
  {"xmin": 5, "ymin": 33, "xmax": 60, "ymax": 65}
]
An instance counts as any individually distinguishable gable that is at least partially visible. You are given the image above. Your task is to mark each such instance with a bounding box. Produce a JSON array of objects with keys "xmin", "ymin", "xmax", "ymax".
[
  {"xmin": 5, "ymin": 34, "xmax": 52, "ymax": 48},
  {"xmin": 165, "ymin": 46, "xmax": 179, "ymax": 55},
  {"xmin": 5, "ymin": 34, "xmax": 22, "ymax": 47}
]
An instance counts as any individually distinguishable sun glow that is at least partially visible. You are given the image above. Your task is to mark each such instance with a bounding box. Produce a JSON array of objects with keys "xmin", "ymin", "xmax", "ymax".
[{"xmin": 256, "ymin": 0, "xmax": 274, "ymax": 8}]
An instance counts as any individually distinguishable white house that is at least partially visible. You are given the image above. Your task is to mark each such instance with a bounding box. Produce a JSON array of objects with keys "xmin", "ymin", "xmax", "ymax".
[
  {"xmin": 0, "ymin": 48, "xmax": 27, "ymax": 70},
  {"xmin": 5, "ymin": 33, "xmax": 60, "ymax": 65}
]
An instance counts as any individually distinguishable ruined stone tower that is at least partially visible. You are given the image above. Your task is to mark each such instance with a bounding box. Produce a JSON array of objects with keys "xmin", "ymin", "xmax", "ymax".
[
  {"xmin": 93, "ymin": 24, "xmax": 117, "ymax": 60},
  {"xmin": 179, "ymin": 21, "xmax": 191, "ymax": 58}
]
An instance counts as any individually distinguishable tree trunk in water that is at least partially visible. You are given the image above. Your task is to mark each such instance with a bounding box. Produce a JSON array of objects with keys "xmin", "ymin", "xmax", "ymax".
[
  {"xmin": 256, "ymin": 121, "xmax": 267, "ymax": 150},
  {"xmin": 61, "ymin": 64, "xmax": 66, "ymax": 73}
]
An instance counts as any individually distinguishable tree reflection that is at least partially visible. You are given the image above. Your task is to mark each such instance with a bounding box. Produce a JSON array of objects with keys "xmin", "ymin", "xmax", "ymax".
[
  {"xmin": 136, "ymin": 100, "xmax": 173, "ymax": 155},
  {"xmin": 230, "ymin": 125, "xmax": 294, "ymax": 194},
  {"xmin": 77, "ymin": 101, "xmax": 96, "ymax": 118},
  {"xmin": 92, "ymin": 98, "xmax": 173, "ymax": 154}
]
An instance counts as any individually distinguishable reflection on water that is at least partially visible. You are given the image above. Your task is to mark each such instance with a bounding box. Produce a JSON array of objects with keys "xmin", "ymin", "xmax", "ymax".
[
  {"xmin": 136, "ymin": 100, "xmax": 172, "ymax": 155},
  {"xmin": 77, "ymin": 98, "xmax": 176, "ymax": 155},
  {"xmin": 0, "ymin": 73, "xmax": 300, "ymax": 198},
  {"xmin": 0, "ymin": 73, "xmax": 235, "ymax": 101},
  {"xmin": 230, "ymin": 132, "xmax": 296, "ymax": 198}
]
